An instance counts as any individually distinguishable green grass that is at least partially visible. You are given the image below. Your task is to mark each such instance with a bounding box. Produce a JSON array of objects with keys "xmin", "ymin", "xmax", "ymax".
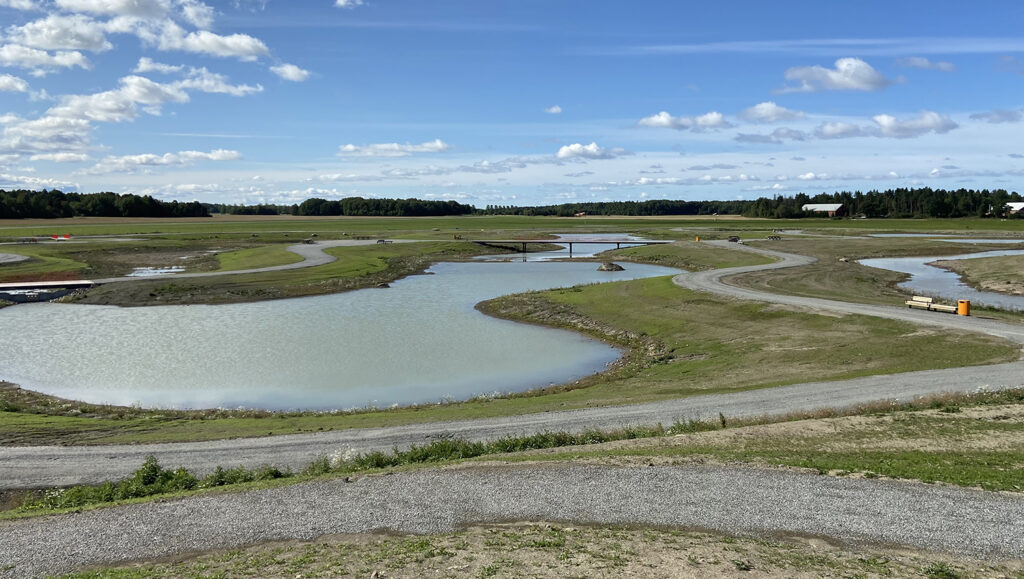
[
  {"xmin": 601, "ymin": 240, "xmax": 774, "ymax": 271},
  {"xmin": 214, "ymin": 244, "xmax": 305, "ymax": 271},
  {"xmin": 931, "ymin": 253, "xmax": 1024, "ymax": 296},
  {"xmin": 3, "ymin": 214, "xmax": 1024, "ymax": 239},
  {"xmin": 2, "ymin": 274, "xmax": 1018, "ymax": 446}
]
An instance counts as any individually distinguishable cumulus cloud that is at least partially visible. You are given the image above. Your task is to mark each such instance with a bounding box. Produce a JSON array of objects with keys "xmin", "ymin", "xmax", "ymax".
[
  {"xmin": 5, "ymin": 13, "xmax": 112, "ymax": 52},
  {"xmin": 780, "ymin": 57, "xmax": 892, "ymax": 92},
  {"xmin": 270, "ymin": 63, "xmax": 310, "ymax": 82},
  {"xmin": 335, "ymin": 0, "xmax": 365, "ymax": 7},
  {"xmin": 338, "ymin": 139, "xmax": 451, "ymax": 157},
  {"xmin": 734, "ymin": 127, "xmax": 809, "ymax": 144},
  {"xmin": 48, "ymin": 75, "xmax": 189, "ymax": 122},
  {"xmin": 134, "ymin": 56, "xmax": 183, "ymax": 74},
  {"xmin": 86, "ymin": 148, "xmax": 241, "ymax": 173},
  {"xmin": 871, "ymin": 111, "xmax": 957, "ymax": 138},
  {"xmin": 0, "ymin": 43, "xmax": 90, "ymax": 73},
  {"xmin": 544, "ymin": 105, "xmax": 562, "ymax": 114},
  {"xmin": 637, "ymin": 110, "xmax": 733, "ymax": 131},
  {"xmin": 556, "ymin": 142, "xmax": 628, "ymax": 160},
  {"xmin": 896, "ymin": 56, "xmax": 955, "ymax": 71},
  {"xmin": 969, "ymin": 109, "xmax": 1022, "ymax": 124},
  {"xmin": 0, "ymin": 73, "xmax": 29, "ymax": 92},
  {"xmin": 56, "ymin": 0, "xmax": 174, "ymax": 19},
  {"xmin": 0, "ymin": 0, "xmax": 39, "ymax": 9},
  {"xmin": 155, "ymin": 21, "xmax": 269, "ymax": 61},
  {"xmin": 738, "ymin": 101, "xmax": 804, "ymax": 123},
  {"xmin": 177, "ymin": 67, "xmax": 262, "ymax": 96},
  {"xmin": 0, "ymin": 114, "xmax": 92, "ymax": 155},
  {"xmin": 30, "ymin": 152, "xmax": 89, "ymax": 162},
  {"xmin": 814, "ymin": 121, "xmax": 869, "ymax": 139}
]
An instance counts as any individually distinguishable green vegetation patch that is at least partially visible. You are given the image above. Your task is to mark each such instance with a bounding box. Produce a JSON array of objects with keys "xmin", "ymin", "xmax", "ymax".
[
  {"xmin": 602, "ymin": 239, "xmax": 775, "ymax": 271},
  {"xmin": 931, "ymin": 253, "xmax": 1024, "ymax": 297},
  {"xmin": 214, "ymin": 244, "xmax": 305, "ymax": 271}
]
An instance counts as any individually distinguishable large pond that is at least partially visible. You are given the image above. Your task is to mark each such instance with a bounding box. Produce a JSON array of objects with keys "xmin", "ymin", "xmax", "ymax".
[
  {"xmin": 0, "ymin": 254, "xmax": 678, "ymax": 410},
  {"xmin": 860, "ymin": 249, "xmax": 1024, "ymax": 311}
]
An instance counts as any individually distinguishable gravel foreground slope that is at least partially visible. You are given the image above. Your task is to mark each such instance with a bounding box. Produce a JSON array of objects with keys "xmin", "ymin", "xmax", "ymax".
[{"xmin": 2, "ymin": 463, "xmax": 1023, "ymax": 578}]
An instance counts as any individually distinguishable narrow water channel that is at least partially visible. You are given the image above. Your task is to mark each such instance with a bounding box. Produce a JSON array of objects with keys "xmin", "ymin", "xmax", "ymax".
[{"xmin": 0, "ymin": 252, "xmax": 678, "ymax": 410}]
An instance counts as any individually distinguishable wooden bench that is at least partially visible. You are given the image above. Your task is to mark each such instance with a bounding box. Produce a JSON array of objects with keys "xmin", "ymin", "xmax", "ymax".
[{"xmin": 905, "ymin": 295, "xmax": 957, "ymax": 313}]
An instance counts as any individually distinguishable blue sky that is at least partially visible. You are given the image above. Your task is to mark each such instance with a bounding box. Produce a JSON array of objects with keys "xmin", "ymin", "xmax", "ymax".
[{"xmin": 1, "ymin": 0, "xmax": 1023, "ymax": 207}]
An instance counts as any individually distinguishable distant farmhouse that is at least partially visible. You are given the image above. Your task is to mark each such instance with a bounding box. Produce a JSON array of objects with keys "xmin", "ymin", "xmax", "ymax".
[
  {"xmin": 801, "ymin": 203, "xmax": 846, "ymax": 217},
  {"xmin": 1007, "ymin": 202, "xmax": 1024, "ymax": 215}
]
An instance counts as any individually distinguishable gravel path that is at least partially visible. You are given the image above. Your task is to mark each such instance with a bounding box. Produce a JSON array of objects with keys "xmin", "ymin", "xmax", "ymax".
[
  {"xmin": 3, "ymin": 359, "xmax": 1022, "ymax": 489},
  {"xmin": 90, "ymin": 239, "xmax": 412, "ymax": 283},
  {"xmin": 2, "ymin": 463, "xmax": 1023, "ymax": 578}
]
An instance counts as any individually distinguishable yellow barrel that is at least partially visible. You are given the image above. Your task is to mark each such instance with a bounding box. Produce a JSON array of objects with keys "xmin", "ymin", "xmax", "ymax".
[
  {"xmin": 695, "ymin": 236, "xmax": 701, "ymax": 242},
  {"xmin": 957, "ymin": 300, "xmax": 971, "ymax": 316}
]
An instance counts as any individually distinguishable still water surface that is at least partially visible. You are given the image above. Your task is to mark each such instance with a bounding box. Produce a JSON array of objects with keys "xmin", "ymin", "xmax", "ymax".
[
  {"xmin": 860, "ymin": 249, "xmax": 1024, "ymax": 311},
  {"xmin": 0, "ymin": 259, "xmax": 677, "ymax": 410}
]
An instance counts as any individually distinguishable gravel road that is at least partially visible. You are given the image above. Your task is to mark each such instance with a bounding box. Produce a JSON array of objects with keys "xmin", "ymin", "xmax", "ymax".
[
  {"xmin": 3, "ymin": 241, "xmax": 1024, "ymax": 577},
  {"xmin": 0, "ymin": 253, "xmax": 29, "ymax": 265},
  {"xmin": 3, "ymin": 463, "xmax": 1023, "ymax": 578}
]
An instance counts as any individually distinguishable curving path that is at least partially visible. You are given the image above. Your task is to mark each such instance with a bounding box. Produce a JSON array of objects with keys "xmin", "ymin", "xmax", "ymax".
[
  {"xmin": 91, "ymin": 239, "xmax": 413, "ymax": 284},
  {"xmin": 3, "ymin": 241, "xmax": 1024, "ymax": 576},
  {"xmin": 2, "ymin": 241, "xmax": 1023, "ymax": 490}
]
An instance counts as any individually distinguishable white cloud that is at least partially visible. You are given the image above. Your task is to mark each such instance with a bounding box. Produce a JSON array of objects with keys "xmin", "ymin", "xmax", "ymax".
[
  {"xmin": 56, "ymin": 0, "xmax": 172, "ymax": 19},
  {"xmin": 5, "ymin": 14, "xmax": 112, "ymax": 52},
  {"xmin": 335, "ymin": 0, "xmax": 365, "ymax": 7},
  {"xmin": 544, "ymin": 105, "xmax": 562, "ymax": 114},
  {"xmin": 871, "ymin": 111, "xmax": 957, "ymax": 138},
  {"xmin": 338, "ymin": 139, "xmax": 451, "ymax": 157},
  {"xmin": 48, "ymin": 75, "xmax": 189, "ymax": 122},
  {"xmin": 178, "ymin": 67, "xmax": 262, "ymax": 96},
  {"xmin": 0, "ymin": 73, "xmax": 29, "ymax": 92},
  {"xmin": 556, "ymin": 142, "xmax": 628, "ymax": 160},
  {"xmin": 178, "ymin": 0, "xmax": 214, "ymax": 28},
  {"xmin": 134, "ymin": 56, "xmax": 183, "ymax": 74},
  {"xmin": 738, "ymin": 101, "xmax": 804, "ymax": 123},
  {"xmin": 0, "ymin": 43, "xmax": 90, "ymax": 73},
  {"xmin": 735, "ymin": 127, "xmax": 809, "ymax": 144},
  {"xmin": 86, "ymin": 148, "xmax": 241, "ymax": 173},
  {"xmin": 0, "ymin": 172, "xmax": 77, "ymax": 189},
  {"xmin": 637, "ymin": 110, "xmax": 733, "ymax": 131},
  {"xmin": 156, "ymin": 21, "xmax": 269, "ymax": 61},
  {"xmin": 0, "ymin": 0, "xmax": 39, "ymax": 9},
  {"xmin": 30, "ymin": 152, "xmax": 90, "ymax": 162},
  {"xmin": 895, "ymin": 56, "xmax": 955, "ymax": 71},
  {"xmin": 0, "ymin": 114, "xmax": 92, "ymax": 155},
  {"xmin": 969, "ymin": 109, "xmax": 1022, "ymax": 124},
  {"xmin": 270, "ymin": 63, "xmax": 310, "ymax": 82},
  {"xmin": 815, "ymin": 121, "xmax": 869, "ymax": 139},
  {"xmin": 781, "ymin": 57, "xmax": 892, "ymax": 92}
]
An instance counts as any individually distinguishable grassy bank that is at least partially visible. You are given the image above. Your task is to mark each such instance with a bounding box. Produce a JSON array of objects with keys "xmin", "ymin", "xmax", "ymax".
[
  {"xmin": 2, "ymin": 273, "xmax": 1018, "ymax": 445},
  {"xmin": 731, "ymin": 236, "xmax": 1024, "ymax": 313},
  {"xmin": 931, "ymin": 253, "xmax": 1024, "ymax": 297},
  {"xmin": 50, "ymin": 522, "xmax": 1018, "ymax": 578}
]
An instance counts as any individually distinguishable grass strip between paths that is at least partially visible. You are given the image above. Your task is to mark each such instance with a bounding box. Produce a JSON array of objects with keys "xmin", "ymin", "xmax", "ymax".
[{"xmin": 9, "ymin": 388, "xmax": 1024, "ymax": 518}]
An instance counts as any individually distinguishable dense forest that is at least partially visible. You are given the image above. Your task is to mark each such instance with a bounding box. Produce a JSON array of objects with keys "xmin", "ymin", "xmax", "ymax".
[
  {"xmin": 2, "ymin": 187, "xmax": 1021, "ymax": 220},
  {"xmin": 0, "ymin": 189, "xmax": 209, "ymax": 219},
  {"xmin": 484, "ymin": 188, "xmax": 1022, "ymax": 219}
]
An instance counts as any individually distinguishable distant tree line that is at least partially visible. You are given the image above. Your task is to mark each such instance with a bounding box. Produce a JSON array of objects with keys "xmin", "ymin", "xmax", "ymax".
[
  {"xmin": 294, "ymin": 197, "xmax": 476, "ymax": 217},
  {"xmin": 741, "ymin": 188, "xmax": 1023, "ymax": 219},
  {"xmin": 0, "ymin": 189, "xmax": 209, "ymax": 219},
  {"xmin": 4, "ymin": 187, "xmax": 1021, "ymax": 220},
  {"xmin": 482, "ymin": 188, "xmax": 1022, "ymax": 219},
  {"xmin": 482, "ymin": 199, "xmax": 749, "ymax": 217}
]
